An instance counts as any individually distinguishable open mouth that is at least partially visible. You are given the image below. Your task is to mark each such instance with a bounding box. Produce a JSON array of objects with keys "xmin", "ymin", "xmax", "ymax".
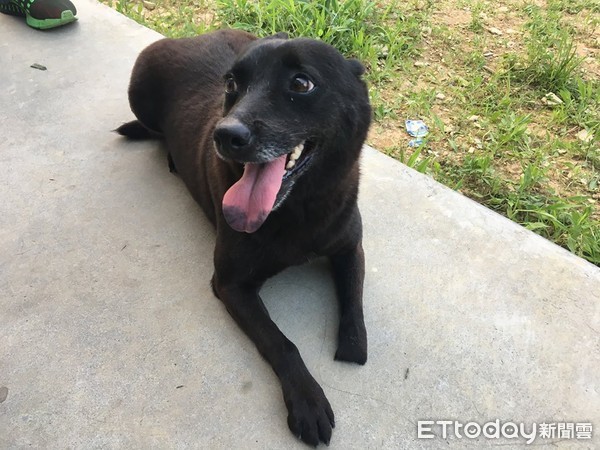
[
  {"xmin": 221, "ymin": 139, "xmax": 315, "ymax": 234},
  {"xmin": 283, "ymin": 140, "xmax": 314, "ymax": 180}
]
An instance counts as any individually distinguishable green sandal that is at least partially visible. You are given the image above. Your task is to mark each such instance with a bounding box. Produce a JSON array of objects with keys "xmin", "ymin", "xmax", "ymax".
[{"xmin": 0, "ymin": 0, "xmax": 77, "ymax": 29}]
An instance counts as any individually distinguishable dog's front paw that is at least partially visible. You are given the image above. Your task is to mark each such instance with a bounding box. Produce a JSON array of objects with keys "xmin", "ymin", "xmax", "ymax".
[
  {"xmin": 335, "ymin": 319, "xmax": 367, "ymax": 365},
  {"xmin": 283, "ymin": 378, "xmax": 335, "ymax": 447}
]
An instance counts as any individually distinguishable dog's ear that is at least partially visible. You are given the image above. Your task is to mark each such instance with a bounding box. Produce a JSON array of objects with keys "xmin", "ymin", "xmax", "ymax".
[
  {"xmin": 346, "ymin": 58, "xmax": 366, "ymax": 77},
  {"xmin": 263, "ymin": 32, "xmax": 289, "ymax": 41}
]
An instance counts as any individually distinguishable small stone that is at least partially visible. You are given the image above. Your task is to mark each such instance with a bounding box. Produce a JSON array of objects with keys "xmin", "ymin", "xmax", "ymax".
[
  {"xmin": 468, "ymin": 147, "xmax": 475, "ymax": 154},
  {"xmin": 541, "ymin": 92, "xmax": 563, "ymax": 106},
  {"xmin": 454, "ymin": 76, "xmax": 469, "ymax": 87},
  {"xmin": 435, "ymin": 93, "xmax": 446, "ymax": 101},
  {"xmin": 468, "ymin": 115, "xmax": 479, "ymax": 122},
  {"xmin": 414, "ymin": 61, "xmax": 428, "ymax": 67},
  {"xmin": 576, "ymin": 129, "xmax": 593, "ymax": 143},
  {"xmin": 376, "ymin": 45, "xmax": 389, "ymax": 58},
  {"xmin": 488, "ymin": 27, "xmax": 503, "ymax": 36},
  {"xmin": 143, "ymin": 0, "xmax": 156, "ymax": 9}
]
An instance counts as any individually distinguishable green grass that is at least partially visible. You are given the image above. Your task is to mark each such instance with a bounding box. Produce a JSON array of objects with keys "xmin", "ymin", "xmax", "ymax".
[
  {"xmin": 416, "ymin": 0, "xmax": 600, "ymax": 264},
  {"xmin": 103, "ymin": 0, "xmax": 599, "ymax": 265},
  {"xmin": 215, "ymin": 0, "xmax": 425, "ymax": 85}
]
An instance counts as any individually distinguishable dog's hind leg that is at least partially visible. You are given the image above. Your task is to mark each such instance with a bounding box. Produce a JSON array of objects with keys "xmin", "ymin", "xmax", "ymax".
[
  {"xmin": 330, "ymin": 241, "xmax": 368, "ymax": 365},
  {"xmin": 125, "ymin": 40, "xmax": 172, "ymax": 135}
]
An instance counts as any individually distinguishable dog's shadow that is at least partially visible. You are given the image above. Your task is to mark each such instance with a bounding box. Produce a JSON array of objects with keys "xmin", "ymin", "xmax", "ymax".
[{"xmin": 262, "ymin": 259, "xmax": 339, "ymax": 367}]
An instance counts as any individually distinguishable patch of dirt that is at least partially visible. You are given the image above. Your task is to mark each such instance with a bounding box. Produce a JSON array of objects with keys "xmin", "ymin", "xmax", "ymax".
[
  {"xmin": 434, "ymin": 7, "xmax": 471, "ymax": 27},
  {"xmin": 368, "ymin": 124, "xmax": 409, "ymax": 150}
]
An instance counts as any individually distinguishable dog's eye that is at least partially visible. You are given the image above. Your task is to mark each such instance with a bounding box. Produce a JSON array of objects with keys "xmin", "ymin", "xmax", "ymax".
[
  {"xmin": 225, "ymin": 75, "xmax": 237, "ymax": 94},
  {"xmin": 290, "ymin": 75, "xmax": 315, "ymax": 94}
]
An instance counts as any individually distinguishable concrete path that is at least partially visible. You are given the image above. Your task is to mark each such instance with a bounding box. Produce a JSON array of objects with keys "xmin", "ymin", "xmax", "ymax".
[{"xmin": 1, "ymin": 1, "xmax": 599, "ymax": 448}]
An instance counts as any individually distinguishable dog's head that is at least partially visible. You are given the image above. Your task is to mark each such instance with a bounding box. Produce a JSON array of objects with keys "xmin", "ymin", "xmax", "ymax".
[{"xmin": 213, "ymin": 34, "xmax": 371, "ymax": 233}]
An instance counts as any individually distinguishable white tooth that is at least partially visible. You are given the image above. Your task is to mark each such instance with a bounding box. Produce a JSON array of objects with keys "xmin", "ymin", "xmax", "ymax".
[{"xmin": 287, "ymin": 142, "xmax": 305, "ymax": 166}]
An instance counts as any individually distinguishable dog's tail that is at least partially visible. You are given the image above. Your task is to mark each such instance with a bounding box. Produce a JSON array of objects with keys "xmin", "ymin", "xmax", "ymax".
[{"xmin": 114, "ymin": 120, "xmax": 161, "ymax": 140}]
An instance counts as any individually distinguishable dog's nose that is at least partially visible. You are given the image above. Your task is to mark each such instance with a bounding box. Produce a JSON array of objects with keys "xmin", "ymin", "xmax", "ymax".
[{"xmin": 213, "ymin": 118, "xmax": 252, "ymax": 151}]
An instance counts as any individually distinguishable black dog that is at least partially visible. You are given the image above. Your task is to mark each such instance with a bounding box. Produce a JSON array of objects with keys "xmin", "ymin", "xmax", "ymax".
[{"xmin": 117, "ymin": 29, "xmax": 371, "ymax": 446}]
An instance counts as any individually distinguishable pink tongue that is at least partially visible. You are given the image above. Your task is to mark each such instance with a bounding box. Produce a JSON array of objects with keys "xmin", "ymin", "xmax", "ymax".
[{"xmin": 222, "ymin": 155, "xmax": 287, "ymax": 233}]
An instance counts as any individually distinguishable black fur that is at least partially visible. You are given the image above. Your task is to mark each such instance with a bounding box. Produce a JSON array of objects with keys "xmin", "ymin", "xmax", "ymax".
[
  {"xmin": 118, "ymin": 29, "xmax": 371, "ymax": 447},
  {"xmin": 115, "ymin": 120, "xmax": 153, "ymax": 139}
]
